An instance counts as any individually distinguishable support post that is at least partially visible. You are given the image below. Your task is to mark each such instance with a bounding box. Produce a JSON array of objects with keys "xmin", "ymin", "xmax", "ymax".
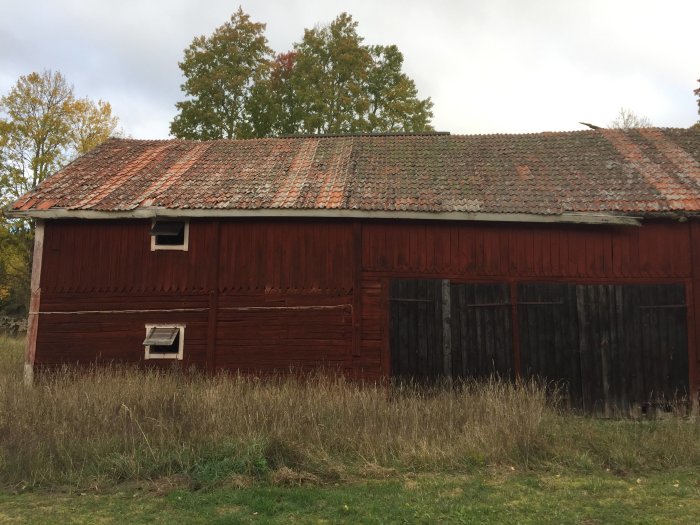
[{"xmin": 24, "ymin": 219, "xmax": 44, "ymax": 385}]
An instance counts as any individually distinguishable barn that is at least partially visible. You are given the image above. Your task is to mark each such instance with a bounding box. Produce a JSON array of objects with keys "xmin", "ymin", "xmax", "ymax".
[{"xmin": 9, "ymin": 128, "xmax": 700, "ymax": 411}]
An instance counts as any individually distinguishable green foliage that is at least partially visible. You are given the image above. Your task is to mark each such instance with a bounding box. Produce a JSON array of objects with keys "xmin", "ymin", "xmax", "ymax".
[
  {"xmin": 289, "ymin": 13, "xmax": 373, "ymax": 134},
  {"xmin": 0, "ymin": 70, "xmax": 119, "ymax": 202},
  {"xmin": 0, "ymin": 223, "xmax": 31, "ymax": 316},
  {"xmin": 170, "ymin": 11, "xmax": 433, "ymax": 139},
  {"xmin": 169, "ymin": 8, "xmax": 273, "ymax": 139},
  {"xmin": 366, "ymin": 44, "xmax": 434, "ymax": 132},
  {"xmin": 0, "ymin": 70, "xmax": 119, "ymax": 315}
]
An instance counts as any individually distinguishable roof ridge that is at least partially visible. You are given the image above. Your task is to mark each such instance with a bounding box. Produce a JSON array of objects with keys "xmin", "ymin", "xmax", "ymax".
[{"xmin": 105, "ymin": 127, "xmax": 695, "ymax": 144}]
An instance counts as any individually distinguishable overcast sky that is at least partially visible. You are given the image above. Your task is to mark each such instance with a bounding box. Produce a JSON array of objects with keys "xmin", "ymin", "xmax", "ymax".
[{"xmin": 1, "ymin": 0, "xmax": 698, "ymax": 138}]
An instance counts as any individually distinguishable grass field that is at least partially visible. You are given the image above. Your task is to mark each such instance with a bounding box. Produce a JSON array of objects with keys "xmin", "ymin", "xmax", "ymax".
[
  {"xmin": 1, "ymin": 471, "xmax": 699, "ymax": 524},
  {"xmin": 1, "ymin": 334, "xmax": 699, "ymax": 523}
]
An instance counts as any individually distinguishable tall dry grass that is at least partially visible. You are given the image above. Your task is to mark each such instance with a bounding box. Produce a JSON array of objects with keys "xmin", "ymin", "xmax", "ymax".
[{"xmin": 1, "ymin": 335, "xmax": 699, "ymax": 489}]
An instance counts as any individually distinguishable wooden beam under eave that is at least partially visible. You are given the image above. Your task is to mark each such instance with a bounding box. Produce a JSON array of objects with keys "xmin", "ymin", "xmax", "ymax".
[{"xmin": 24, "ymin": 219, "xmax": 44, "ymax": 385}]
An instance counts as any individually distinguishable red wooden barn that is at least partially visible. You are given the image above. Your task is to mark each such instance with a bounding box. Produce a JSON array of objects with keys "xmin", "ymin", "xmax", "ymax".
[{"xmin": 10, "ymin": 128, "xmax": 700, "ymax": 411}]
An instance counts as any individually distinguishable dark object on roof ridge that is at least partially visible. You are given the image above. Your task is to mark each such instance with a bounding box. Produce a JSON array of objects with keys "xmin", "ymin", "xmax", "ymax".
[{"xmin": 278, "ymin": 131, "xmax": 451, "ymax": 138}]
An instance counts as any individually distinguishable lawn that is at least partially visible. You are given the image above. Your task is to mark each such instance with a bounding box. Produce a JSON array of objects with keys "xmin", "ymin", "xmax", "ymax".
[
  {"xmin": 1, "ymin": 334, "xmax": 699, "ymax": 523},
  {"xmin": 2, "ymin": 471, "xmax": 699, "ymax": 524}
]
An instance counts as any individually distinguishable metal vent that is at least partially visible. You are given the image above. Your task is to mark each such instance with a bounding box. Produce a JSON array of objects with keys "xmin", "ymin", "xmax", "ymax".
[{"xmin": 143, "ymin": 326, "xmax": 180, "ymax": 346}]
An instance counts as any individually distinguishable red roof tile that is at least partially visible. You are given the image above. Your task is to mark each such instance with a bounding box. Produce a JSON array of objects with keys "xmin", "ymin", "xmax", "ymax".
[{"xmin": 10, "ymin": 128, "xmax": 700, "ymax": 218}]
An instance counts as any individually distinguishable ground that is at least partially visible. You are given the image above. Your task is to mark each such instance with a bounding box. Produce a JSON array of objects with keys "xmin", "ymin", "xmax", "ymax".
[
  {"xmin": 1, "ymin": 470, "xmax": 699, "ymax": 524},
  {"xmin": 1, "ymin": 334, "xmax": 699, "ymax": 524}
]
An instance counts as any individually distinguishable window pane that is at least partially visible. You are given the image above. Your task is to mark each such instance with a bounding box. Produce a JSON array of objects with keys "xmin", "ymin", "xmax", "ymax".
[{"xmin": 150, "ymin": 221, "xmax": 184, "ymax": 237}]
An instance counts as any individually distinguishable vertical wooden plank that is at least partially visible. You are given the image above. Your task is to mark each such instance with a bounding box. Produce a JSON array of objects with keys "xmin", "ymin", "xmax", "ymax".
[
  {"xmin": 24, "ymin": 219, "xmax": 44, "ymax": 385},
  {"xmin": 418, "ymin": 280, "xmax": 429, "ymax": 375},
  {"xmin": 671, "ymin": 285, "xmax": 690, "ymax": 399},
  {"xmin": 451, "ymin": 226, "xmax": 461, "ymax": 275},
  {"xmin": 206, "ymin": 220, "xmax": 220, "ymax": 373},
  {"xmin": 689, "ymin": 221, "xmax": 700, "ymax": 411},
  {"xmin": 612, "ymin": 285, "xmax": 626, "ymax": 411},
  {"xmin": 352, "ymin": 222, "xmax": 362, "ymax": 357},
  {"xmin": 576, "ymin": 285, "xmax": 592, "ymax": 411},
  {"xmin": 431, "ymin": 280, "xmax": 442, "ymax": 376},
  {"xmin": 381, "ymin": 277, "xmax": 391, "ymax": 377},
  {"xmin": 599, "ymin": 286, "xmax": 612, "ymax": 416},
  {"xmin": 624, "ymin": 285, "xmax": 645, "ymax": 406},
  {"xmin": 510, "ymin": 281, "xmax": 521, "ymax": 379},
  {"xmin": 441, "ymin": 279, "xmax": 452, "ymax": 378},
  {"xmin": 451, "ymin": 283, "xmax": 463, "ymax": 377}
]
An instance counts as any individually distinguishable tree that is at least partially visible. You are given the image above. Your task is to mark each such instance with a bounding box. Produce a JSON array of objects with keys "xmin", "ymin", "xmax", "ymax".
[
  {"xmin": 170, "ymin": 7, "xmax": 273, "ymax": 139},
  {"xmin": 71, "ymin": 98, "xmax": 119, "ymax": 155},
  {"xmin": 0, "ymin": 70, "xmax": 119, "ymax": 315},
  {"xmin": 247, "ymin": 52, "xmax": 301, "ymax": 137},
  {"xmin": 283, "ymin": 14, "xmax": 433, "ymax": 134},
  {"xmin": 0, "ymin": 70, "xmax": 119, "ymax": 208},
  {"xmin": 289, "ymin": 13, "xmax": 373, "ymax": 134},
  {"xmin": 609, "ymin": 107, "xmax": 653, "ymax": 129},
  {"xmin": 170, "ymin": 10, "xmax": 433, "ymax": 138},
  {"xmin": 365, "ymin": 45, "xmax": 434, "ymax": 132}
]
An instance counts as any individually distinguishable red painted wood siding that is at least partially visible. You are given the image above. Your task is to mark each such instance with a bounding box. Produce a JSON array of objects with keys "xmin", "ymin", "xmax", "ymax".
[
  {"xmin": 357, "ymin": 220, "xmax": 698, "ymax": 387},
  {"xmin": 33, "ymin": 217, "xmax": 699, "ymax": 393},
  {"xmin": 36, "ymin": 219, "xmax": 355, "ymax": 372},
  {"xmin": 217, "ymin": 220, "xmax": 353, "ymax": 294},
  {"xmin": 361, "ymin": 221, "xmax": 691, "ymax": 278}
]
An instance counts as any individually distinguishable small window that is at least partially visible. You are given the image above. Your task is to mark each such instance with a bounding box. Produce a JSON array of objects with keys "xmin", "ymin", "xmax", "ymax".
[
  {"xmin": 143, "ymin": 324, "xmax": 185, "ymax": 360},
  {"xmin": 150, "ymin": 220, "xmax": 189, "ymax": 251}
]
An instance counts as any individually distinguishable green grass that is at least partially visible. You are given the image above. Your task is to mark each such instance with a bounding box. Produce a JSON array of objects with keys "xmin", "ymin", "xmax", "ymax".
[
  {"xmin": 1, "ymin": 470, "xmax": 699, "ymax": 524},
  {"xmin": 1, "ymin": 334, "xmax": 700, "ymax": 522}
]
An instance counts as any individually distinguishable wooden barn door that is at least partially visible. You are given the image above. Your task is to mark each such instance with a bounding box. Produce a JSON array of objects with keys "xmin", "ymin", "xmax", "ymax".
[
  {"xmin": 518, "ymin": 283, "xmax": 582, "ymax": 405},
  {"xmin": 519, "ymin": 283, "xmax": 689, "ymax": 412},
  {"xmin": 450, "ymin": 283, "xmax": 514, "ymax": 380},
  {"xmin": 389, "ymin": 279, "xmax": 689, "ymax": 410},
  {"xmin": 388, "ymin": 279, "xmax": 444, "ymax": 379},
  {"xmin": 626, "ymin": 285, "xmax": 689, "ymax": 406},
  {"xmin": 389, "ymin": 279, "xmax": 513, "ymax": 381}
]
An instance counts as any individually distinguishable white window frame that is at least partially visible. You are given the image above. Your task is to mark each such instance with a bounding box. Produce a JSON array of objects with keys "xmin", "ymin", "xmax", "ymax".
[
  {"xmin": 144, "ymin": 324, "xmax": 185, "ymax": 360},
  {"xmin": 150, "ymin": 219, "xmax": 189, "ymax": 252}
]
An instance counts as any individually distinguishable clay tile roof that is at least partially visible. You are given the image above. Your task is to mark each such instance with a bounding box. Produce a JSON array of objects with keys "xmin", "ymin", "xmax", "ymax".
[{"xmin": 9, "ymin": 128, "xmax": 700, "ymax": 218}]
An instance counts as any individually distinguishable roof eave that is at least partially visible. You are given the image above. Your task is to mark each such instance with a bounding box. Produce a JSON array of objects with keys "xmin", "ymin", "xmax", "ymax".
[{"xmin": 6, "ymin": 207, "xmax": 642, "ymax": 226}]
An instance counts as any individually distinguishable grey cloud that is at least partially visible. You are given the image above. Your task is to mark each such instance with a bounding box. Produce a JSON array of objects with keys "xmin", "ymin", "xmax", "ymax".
[{"xmin": 2, "ymin": 0, "xmax": 698, "ymax": 138}]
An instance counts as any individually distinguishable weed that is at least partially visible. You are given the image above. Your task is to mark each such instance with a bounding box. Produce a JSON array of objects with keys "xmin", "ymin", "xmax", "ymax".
[{"xmin": 1, "ymin": 336, "xmax": 699, "ymax": 490}]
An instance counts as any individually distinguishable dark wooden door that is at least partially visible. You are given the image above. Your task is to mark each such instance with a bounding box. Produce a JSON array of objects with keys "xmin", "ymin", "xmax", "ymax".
[
  {"xmin": 389, "ymin": 279, "xmax": 689, "ymax": 411},
  {"xmin": 389, "ymin": 279, "xmax": 444, "ymax": 379},
  {"xmin": 520, "ymin": 283, "xmax": 688, "ymax": 412},
  {"xmin": 450, "ymin": 283, "xmax": 514, "ymax": 380},
  {"xmin": 389, "ymin": 280, "xmax": 512, "ymax": 380},
  {"xmin": 620, "ymin": 284, "xmax": 688, "ymax": 409},
  {"xmin": 518, "ymin": 283, "xmax": 582, "ymax": 405}
]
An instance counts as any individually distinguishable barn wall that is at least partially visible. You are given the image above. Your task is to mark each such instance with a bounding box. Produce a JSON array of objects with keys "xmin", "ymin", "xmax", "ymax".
[
  {"xmin": 357, "ymin": 220, "xmax": 699, "ymax": 392},
  {"xmin": 36, "ymin": 219, "xmax": 355, "ymax": 372},
  {"xmin": 33, "ymin": 217, "xmax": 699, "ymax": 396},
  {"xmin": 361, "ymin": 220, "xmax": 691, "ymax": 278}
]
